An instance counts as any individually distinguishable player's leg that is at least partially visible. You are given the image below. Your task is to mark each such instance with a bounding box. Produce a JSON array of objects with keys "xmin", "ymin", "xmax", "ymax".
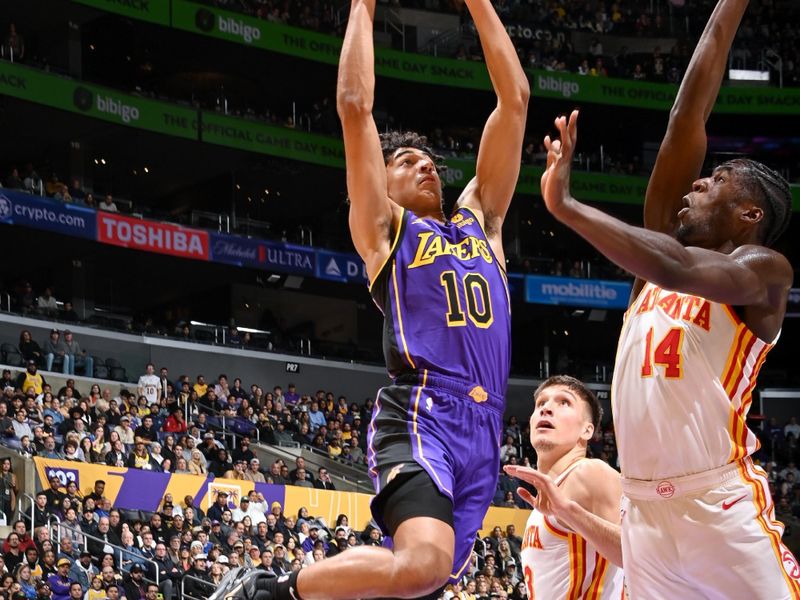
[
  {"xmin": 682, "ymin": 460, "xmax": 800, "ymax": 599},
  {"xmin": 231, "ymin": 470, "xmax": 455, "ymax": 600},
  {"xmin": 620, "ymin": 496, "xmax": 697, "ymax": 598}
]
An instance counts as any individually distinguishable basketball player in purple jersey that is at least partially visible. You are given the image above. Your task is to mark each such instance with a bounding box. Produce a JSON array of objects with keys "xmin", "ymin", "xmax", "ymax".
[{"xmin": 213, "ymin": 0, "xmax": 528, "ymax": 599}]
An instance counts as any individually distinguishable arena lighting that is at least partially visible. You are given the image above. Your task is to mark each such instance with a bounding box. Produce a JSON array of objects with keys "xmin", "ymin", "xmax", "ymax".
[
  {"xmin": 729, "ymin": 68, "xmax": 770, "ymax": 82},
  {"xmin": 143, "ymin": 166, "xmax": 149, "ymax": 173},
  {"xmin": 237, "ymin": 326, "xmax": 271, "ymax": 334}
]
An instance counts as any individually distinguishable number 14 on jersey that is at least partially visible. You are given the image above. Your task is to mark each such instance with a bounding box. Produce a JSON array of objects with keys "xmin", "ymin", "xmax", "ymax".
[{"xmin": 641, "ymin": 327, "xmax": 684, "ymax": 378}]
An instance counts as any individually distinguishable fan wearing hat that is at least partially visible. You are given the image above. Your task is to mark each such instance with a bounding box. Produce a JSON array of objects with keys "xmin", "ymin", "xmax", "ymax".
[
  {"xmin": 206, "ymin": 491, "xmax": 229, "ymax": 523},
  {"xmin": 69, "ymin": 550, "xmax": 98, "ymax": 592},
  {"xmin": 47, "ymin": 558, "xmax": 72, "ymax": 599},
  {"xmin": 123, "ymin": 564, "xmax": 147, "ymax": 600},
  {"xmin": 222, "ymin": 459, "xmax": 248, "ymax": 481},
  {"xmin": 184, "ymin": 552, "xmax": 214, "ymax": 598}
]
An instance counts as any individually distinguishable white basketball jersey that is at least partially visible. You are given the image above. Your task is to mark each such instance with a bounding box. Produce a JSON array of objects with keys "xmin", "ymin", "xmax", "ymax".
[
  {"xmin": 613, "ymin": 282, "xmax": 775, "ymax": 481},
  {"xmin": 137, "ymin": 374, "xmax": 161, "ymax": 405},
  {"xmin": 520, "ymin": 460, "xmax": 624, "ymax": 600}
]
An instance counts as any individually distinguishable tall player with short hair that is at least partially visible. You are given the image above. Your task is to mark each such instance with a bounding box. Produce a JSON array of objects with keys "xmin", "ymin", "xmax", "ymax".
[
  {"xmin": 215, "ymin": 0, "xmax": 528, "ymax": 598},
  {"xmin": 507, "ymin": 376, "xmax": 623, "ymax": 600},
  {"xmin": 539, "ymin": 0, "xmax": 798, "ymax": 597}
]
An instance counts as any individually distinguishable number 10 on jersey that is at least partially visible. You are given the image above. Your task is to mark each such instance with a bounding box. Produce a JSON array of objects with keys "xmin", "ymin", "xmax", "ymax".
[{"xmin": 440, "ymin": 271, "xmax": 494, "ymax": 328}]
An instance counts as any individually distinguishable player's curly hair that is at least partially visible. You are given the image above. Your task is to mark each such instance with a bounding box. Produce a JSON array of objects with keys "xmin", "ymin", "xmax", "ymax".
[
  {"xmin": 534, "ymin": 375, "xmax": 603, "ymax": 432},
  {"xmin": 720, "ymin": 158, "xmax": 792, "ymax": 247},
  {"xmin": 378, "ymin": 131, "xmax": 448, "ymax": 173}
]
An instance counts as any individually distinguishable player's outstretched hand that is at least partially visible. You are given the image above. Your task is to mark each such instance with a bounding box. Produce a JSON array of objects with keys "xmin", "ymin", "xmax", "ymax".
[
  {"xmin": 540, "ymin": 110, "xmax": 579, "ymax": 218},
  {"xmin": 504, "ymin": 465, "xmax": 573, "ymax": 521}
]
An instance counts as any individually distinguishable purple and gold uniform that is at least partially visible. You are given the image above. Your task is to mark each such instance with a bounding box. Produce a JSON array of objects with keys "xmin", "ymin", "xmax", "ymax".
[{"xmin": 367, "ymin": 205, "xmax": 511, "ymax": 582}]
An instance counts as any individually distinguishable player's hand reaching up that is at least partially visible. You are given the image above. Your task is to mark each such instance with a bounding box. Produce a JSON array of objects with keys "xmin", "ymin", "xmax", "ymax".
[
  {"xmin": 540, "ymin": 110, "xmax": 579, "ymax": 219},
  {"xmin": 504, "ymin": 465, "xmax": 575, "ymax": 523}
]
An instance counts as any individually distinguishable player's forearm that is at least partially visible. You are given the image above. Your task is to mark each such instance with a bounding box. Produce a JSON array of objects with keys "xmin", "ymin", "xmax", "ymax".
[
  {"xmin": 672, "ymin": 0, "xmax": 749, "ymax": 123},
  {"xmin": 563, "ymin": 500, "xmax": 623, "ymax": 568},
  {"xmin": 464, "ymin": 0, "xmax": 529, "ymax": 108},
  {"xmin": 553, "ymin": 197, "xmax": 697, "ymax": 292},
  {"xmin": 337, "ymin": 0, "xmax": 377, "ymax": 117}
]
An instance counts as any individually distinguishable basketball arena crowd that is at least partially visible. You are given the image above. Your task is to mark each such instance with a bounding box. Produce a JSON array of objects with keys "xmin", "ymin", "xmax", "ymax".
[{"xmin": 0, "ymin": 321, "xmax": 797, "ymax": 599}]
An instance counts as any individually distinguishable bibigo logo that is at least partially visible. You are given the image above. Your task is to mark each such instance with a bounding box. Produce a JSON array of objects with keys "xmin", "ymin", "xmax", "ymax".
[
  {"xmin": 538, "ymin": 75, "xmax": 581, "ymax": 99},
  {"xmin": 74, "ymin": 86, "xmax": 140, "ymax": 124},
  {"xmin": 196, "ymin": 8, "xmax": 262, "ymax": 44}
]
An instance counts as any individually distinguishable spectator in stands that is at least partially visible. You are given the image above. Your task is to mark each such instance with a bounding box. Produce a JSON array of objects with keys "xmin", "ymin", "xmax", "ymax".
[
  {"xmin": 245, "ymin": 458, "xmax": 266, "ymax": 483},
  {"xmin": 209, "ymin": 449, "xmax": 231, "ymax": 477},
  {"xmin": 18, "ymin": 332, "xmax": 43, "ymax": 367},
  {"xmin": 68, "ymin": 552, "xmax": 97, "ymax": 593},
  {"xmin": 36, "ymin": 289, "xmax": 58, "ymax": 318},
  {"xmin": 126, "ymin": 441, "xmax": 158, "ymax": 470},
  {"xmin": 29, "ymin": 492, "xmax": 51, "ymax": 532},
  {"xmin": 121, "ymin": 563, "xmax": 146, "ymax": 600},
  {"xmin": 137, "ymin": 364, "xmax": 161, "ymax": 407},
  {"xmin": 98, "ymin": 195, "xmax": 118, "ymax": 213},
  {"xmin": 88, "ymin": 517, "xmax": 121, "ymax": 559},
  {"xmin": 134, "ymin": 415, "xmax": 158, "ymax": 446},
  {"xmin": 313, "ymin": 468, "xmax": 335, "ymax": 491},
  {"xmin": 223, "ymin": 459, "xmax": 247, "ymax": 481},
  {"xmin": 289, "ymin": 458, "xmax": 314, "ymax": 485},
  {"xmin": 11, "ymin": 409, "xmax": 32, "ymax": 444},
  {"xmin": 206, "ymin": 492, "xmax": 229, "ymax": 523},
  {"xmin": 308, "ymin": 401, "xmax": 325, "ymax": 432},
  {"xmin": 231, "ymin": 436, "xmax": 255, "ymax": 464},
  {"xmin": 113, "ymin": 417, "xmax": 134, "ymax": 446},
  {"xmin": 61, "ymin": 302, "xmax": 79, "ymax": 323},
  {"xmin": 163, "ymin": 407, "xmax": 186, "ymax": 434},
  {"xmin": 62, "ymin": 331, "xmax": 93, "ymax": 377},
  {"xmin": 188, "ymin": 450, "xmax": 206, "ymax": 476},
  {"xmin": 104, "ymin": 440, "xmax": 126, "ymax": 468},
  {"xmin": 183, "ymin": 554, "xmax": 213, "ymax": 598},
  {"xmin": 44, "ymin": 330, "xmax": 68, "ymax": 375},
  {"xmin": 48, "ymin": 559, "xmax": 72, "ymax": 600},
  {"xmin": 3, "ymin": 532, "xmax": 23, "ymax": 571}
]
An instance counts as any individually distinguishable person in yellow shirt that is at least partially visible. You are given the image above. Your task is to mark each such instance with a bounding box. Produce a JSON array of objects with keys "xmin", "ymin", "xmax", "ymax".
[
  {"xmin": 15, "ymin": 361, "xmax": 45, "ymax": 396},
  {"xmin": 193, "ymin": 375, "xmax": 208, "ymax": 397}
]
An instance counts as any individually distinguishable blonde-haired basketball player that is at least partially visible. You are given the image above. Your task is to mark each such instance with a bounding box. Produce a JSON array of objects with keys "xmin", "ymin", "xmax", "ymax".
[
  {"xmin": 539, "ymin": 0, "xmax": 798, "ymax": 597},
  {"xmin": 506, "ymin": 376, "xmax": 624, "ymax": 599}
]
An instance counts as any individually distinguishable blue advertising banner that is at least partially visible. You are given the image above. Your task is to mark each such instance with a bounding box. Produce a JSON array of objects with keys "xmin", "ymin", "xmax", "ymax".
[
  {"xmin": 0, "ymin": 190, "xmax": 97, "ymax": 240},
  {"xmin": 262, "ymin": 241, "xmax": 316, "ymax": 277},
  {"xmin": 316, "ymin": 249, "xmax": 368, "ymax": 285},
  {"xmin": 209, "ymin": 232, "xmax": 264, "ymax": 268},
  {"xmin": 525, "ymin": 274, "xmax": 631, "ymax": 309},
  {"xmin": 210, "ymin": 232, "xmax": 317, "ymax": 276}
]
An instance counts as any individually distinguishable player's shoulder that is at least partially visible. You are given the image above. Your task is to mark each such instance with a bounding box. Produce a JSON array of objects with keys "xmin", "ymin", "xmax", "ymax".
[
  {"xmin": 732, "ymin": 244, "xmax": 793, "ymax": 277},
  {"xmin": 572, "ymin": 458, "xmax": 620, "ymax": 483},
  {"xmin": 565, "ymin": 459, "xmax": 620, "ymax": 504}
]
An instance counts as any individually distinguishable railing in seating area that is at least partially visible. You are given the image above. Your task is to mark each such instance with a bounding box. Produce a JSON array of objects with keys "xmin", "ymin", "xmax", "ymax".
[{"xmin": 53, "ymin": 522, "xmax": 161, "ymax": 586}]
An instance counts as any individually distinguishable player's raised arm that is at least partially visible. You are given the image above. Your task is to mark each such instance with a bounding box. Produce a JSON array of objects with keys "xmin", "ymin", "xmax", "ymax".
[
  {"xmin": 541, "ymin": 111, "xmax": 792, "ymax": 335},
  {"xmin": 458, "ymin": 0, "xmax": 529, "ymax": 244},
  {"xmin": 644, "ymin": 0, "xmax": 749, "ymax": 235},
  {"xmin": 337, "ymin": 0, "xmax": 397, "ymax": 281}
]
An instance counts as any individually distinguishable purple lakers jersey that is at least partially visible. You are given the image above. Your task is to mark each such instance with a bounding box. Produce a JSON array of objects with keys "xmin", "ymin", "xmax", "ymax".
[{"xmin": 370, "ymin": 206, "xmax": 511, "ymax": 398}]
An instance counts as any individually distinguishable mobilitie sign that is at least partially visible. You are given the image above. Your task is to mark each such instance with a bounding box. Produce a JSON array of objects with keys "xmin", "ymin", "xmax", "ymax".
[{"xmin": 525, "ymin": 275, "xmax": 632, "ymax": 309}]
